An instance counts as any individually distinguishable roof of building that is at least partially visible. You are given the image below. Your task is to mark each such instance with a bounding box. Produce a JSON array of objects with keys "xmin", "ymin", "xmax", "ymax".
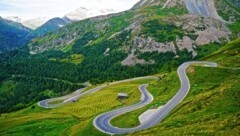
[{"xmin": 118, "ymin": 93, "xmax": 128, "ymax": 97}]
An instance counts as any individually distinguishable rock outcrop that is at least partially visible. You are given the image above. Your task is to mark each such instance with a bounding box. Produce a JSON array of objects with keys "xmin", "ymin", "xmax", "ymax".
[
  {"xmin": 184, "ymin": 0, "xmax": 224, "ymax": 21},
  {"xmin": 121, "ymin": 50, "xmax": 155, "ymax": 66},
  {"xmin": 133, "ymin": 37, "xmax": 177, "ymax": 54},
  {"xmin": 176, "ymin": 36, "xmax": 197, "ymax": 57}
]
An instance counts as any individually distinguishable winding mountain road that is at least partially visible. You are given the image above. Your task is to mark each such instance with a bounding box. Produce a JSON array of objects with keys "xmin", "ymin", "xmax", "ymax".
[
  {"xmin": 38, "ymin": 61, "xmax": 217, "ymax": 135},
  {"xmin": 38, "ymin": 76, "xmax": 158, "ymax": 108},
  {"xmin": 93, "ymin": 61, "xmax": 217, "ymax": 135}
]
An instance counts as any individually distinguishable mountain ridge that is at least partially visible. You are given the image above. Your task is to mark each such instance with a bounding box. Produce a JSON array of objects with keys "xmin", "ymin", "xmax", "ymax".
[{"xmin": 0, "ymin": 17, "xmax": 32, "ymax": 52}]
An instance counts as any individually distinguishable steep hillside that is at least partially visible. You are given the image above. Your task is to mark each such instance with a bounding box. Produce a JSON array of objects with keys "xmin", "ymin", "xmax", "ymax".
[
  {"xmin": 0, "ymin": 17, "xmax": 32, "ymax": 52},
  {"xmin": 134, "ymin": 40, "xmax": 240, "ymax": 136},
  {"xmin": 128, "ymin": 63, "xmax": 240, "ymax": 136},
  {"xmin": 204, "ymin": 38, "xmax": 240, "ymax": 67},
  {"xmin": 109, "ymin": 38, "xmax": 240, "ymax": 135}
]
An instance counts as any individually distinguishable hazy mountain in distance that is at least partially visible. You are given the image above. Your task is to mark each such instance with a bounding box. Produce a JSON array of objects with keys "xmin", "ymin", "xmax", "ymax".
[
  {"xmin": 26, "ymin": 7, "xmax": 116, "ymax": 37},
  {"xmin": 64, "ymin": 7, "xmax": 116, "ymax": 21},
  {"xmin": 3, "ymin": 7, "xmax": 117, "ymax": 32},
  {"xmin": 22, "ymin": 17, "xmax": 50, "ymax": 29}
]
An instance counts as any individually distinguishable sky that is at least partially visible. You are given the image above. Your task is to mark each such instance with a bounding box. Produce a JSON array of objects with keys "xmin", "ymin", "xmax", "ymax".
[{"xmin": 0, "ymin": 0, "xmax": 140, "ymax": 21}]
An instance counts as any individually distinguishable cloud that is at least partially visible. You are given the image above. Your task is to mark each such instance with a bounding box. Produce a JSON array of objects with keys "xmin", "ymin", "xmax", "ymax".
[{"xmin": 0, "ymin": 0, "xmax": 140, "ymax": 20}]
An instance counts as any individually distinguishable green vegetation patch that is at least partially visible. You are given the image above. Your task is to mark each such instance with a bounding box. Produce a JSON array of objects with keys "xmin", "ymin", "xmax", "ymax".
[
  {"xmin": 141, "ymin": 19, "xmax": 185, "ymax": 43},
  {"xmin": 204, "ymin": 38, "xmax": 240, "ymax": 67},
  {"xmin": 194, "ymin": 43, "xmax": 222, "ymax": 59},
  {"xmin": 0, "ymin": 76, "xmax": 84, "ymax": 113},
  {"xmin": 139, "ymin": 6, "xmax": 188, "ymax": 17},
  {"xmin": 61, "ymin": 44, "xmax": 73, "ymax": 52},
  {"xmin": 223, "ymin": 0, "xmax": 240, "ymax": 13},
  {"xmin": 1, "ymin": 118, "xmax": 78, "ymax": 136},
  {"xmin": 228, "ymin": 22, "xmax": 240, "ymax": 37},
  {"xmin": 50, "ymin": 54, "xmax": 84, "ymax": 65},
  {"xmin": 0, "ymin": 80, "xmax": 17, "ymax": 93}
]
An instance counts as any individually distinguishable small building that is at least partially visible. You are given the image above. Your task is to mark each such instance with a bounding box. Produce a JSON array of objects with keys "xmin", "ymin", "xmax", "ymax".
[{"xmin": 117, "ymin": 93, "xmax": 128, "ymax": 99}]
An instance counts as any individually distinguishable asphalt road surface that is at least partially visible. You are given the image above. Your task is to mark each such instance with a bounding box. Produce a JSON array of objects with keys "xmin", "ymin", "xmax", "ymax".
[{"xmin": 93, "ymin": 61, "xmax": 217, "ymax": 135}]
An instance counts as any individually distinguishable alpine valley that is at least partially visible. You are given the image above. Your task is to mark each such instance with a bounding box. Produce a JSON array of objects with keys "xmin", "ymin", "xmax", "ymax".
[{"xmin": 0, "ymin": 0, "xmax": 239, "ymax": 136}]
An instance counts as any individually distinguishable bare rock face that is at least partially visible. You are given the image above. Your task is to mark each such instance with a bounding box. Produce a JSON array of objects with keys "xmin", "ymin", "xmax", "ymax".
[
  {"xmin": 167, "ymin": 14, "xmax": 231, "ymax": 45},
  {"xmin": 103, "ymin": 48, "xmax": 110, "ymax": 56},
  {"xmin": 184, "ymin": 0, "xmax": 224, "ymax": 21},
  {"xmin": 177, "ymin": 36, "xmax": 197, "ymax": 56},
  {"xmin": 95, "ymin": 22, "xmax": 110, "ymax": 30},
  {"xmin": 134, "ymin": 37, "xmax": 177, "ymax": 53},
  {"xmin": 163, "ymin": 0, "xmax": 184, "ymax": 8},
  {"xmin": 196, "ymin": 26, "xmax": 230, "ymax": 45},
  {"xmin": 121, "ymin": 50, "xmax": 154, "ymax": 66},
  {"xmin": 121, "ymin": 36, "xmax": 177, "ymax": 66}
]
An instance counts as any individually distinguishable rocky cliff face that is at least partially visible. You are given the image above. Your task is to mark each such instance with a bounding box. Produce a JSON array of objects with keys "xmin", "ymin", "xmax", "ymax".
[{"xmin": 184, "ymin": 0, "xmax": 224, "ymax": 21}]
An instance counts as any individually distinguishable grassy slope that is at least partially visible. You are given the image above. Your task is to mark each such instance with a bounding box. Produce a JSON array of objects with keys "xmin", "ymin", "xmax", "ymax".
[
  {"xmin": 127, "ymin": 66, "xmax": 240, "ymax": 136},
  {"xmin": 0, "ymin": 78, "xmax": 157, "ymax": 136},
  {"xmin": 112, "ymin": 39, "xmax": 240, "ymax": 135},
  {"xmin": 204, "ymin": 38, "xmax": 240, "ymax": 67}
]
